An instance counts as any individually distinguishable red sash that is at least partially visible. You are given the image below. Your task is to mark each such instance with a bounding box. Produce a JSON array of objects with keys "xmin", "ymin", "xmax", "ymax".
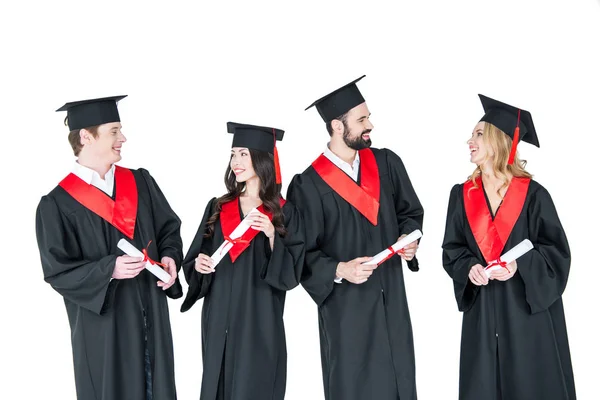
[
  {"xmin": 312, "ymin": 148, "xmax": 380, "ymax": 225},
  {"xmin": 463, "ymin": 177, "xmax": 530, "ymax": 262},
  {"xmin": 59, "ymin": 166, "xmax": 138, "ymax": 239},
  {"xmin": 219, "ymin": 197, "xmax": 286, "ymax": 262}
]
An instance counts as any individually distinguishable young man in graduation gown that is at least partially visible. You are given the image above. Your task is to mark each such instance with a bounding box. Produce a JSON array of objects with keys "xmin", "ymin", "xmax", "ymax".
[
  {"xmin": 442, "ymin": 95, "xmax": 575, "ymax": 399},
  {"xmin": 35, "ymin": 96, "xmax": 183, "ymax": 400},
  {"xmin": 286, "ymin": 76, "xmax": 424, "ymax": 400}
]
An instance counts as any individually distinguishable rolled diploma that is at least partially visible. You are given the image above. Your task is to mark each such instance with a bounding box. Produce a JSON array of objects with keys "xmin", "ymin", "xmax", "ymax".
[
  {"xmin": 484, "ymin": 239, "xmax": 534, "ymax": 277},
  {"xmin": 209, "ymin": 207, "xmax": 259, "ymax": 268},
  {"xmin": 117, "ymin": 239, "xmax": 172, "ymax": 283},
  {"xmin": 363, "ymin": 229, "xmax": 423, "ymax": 266}
]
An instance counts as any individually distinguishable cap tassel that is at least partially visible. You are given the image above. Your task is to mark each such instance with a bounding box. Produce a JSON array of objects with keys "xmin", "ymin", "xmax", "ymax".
[
  {"xmin": 273, "ymin": 128, "xmax": 282, "ymax": 184},
  {"xmin": 507, "ymin": 109, "xmax": 521, "ymax": 165}
]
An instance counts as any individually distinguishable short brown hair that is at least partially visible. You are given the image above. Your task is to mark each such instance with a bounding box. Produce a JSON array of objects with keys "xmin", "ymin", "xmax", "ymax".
[
  {"xmin": 326, "ymin": 112, "xmax": 349, "ymax": 137},
  {"xmin": 68, "ymin": 125, "xmax": 100, "ymax": 156}
]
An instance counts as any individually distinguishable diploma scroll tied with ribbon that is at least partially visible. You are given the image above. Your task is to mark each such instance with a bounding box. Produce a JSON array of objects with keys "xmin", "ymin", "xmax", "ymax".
[
  {"xmin": 484, "ymin": 239, "xmax": 534, "ymax": 278},
  {"xmin": 117, "ymin": 239, "xmax": 172, "ymax": 283},
  {"xmin": 210, "ymin": 207, "xmax": 259, "ymax": 269},
  {"xmin": 363, "ymin": 229, "xmax": 423, "ymax": 266}
]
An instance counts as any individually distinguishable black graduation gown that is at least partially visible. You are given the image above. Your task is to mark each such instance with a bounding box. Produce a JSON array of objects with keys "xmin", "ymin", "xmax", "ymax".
[
  {"xmin": 442, "ymin": 179, "xmax": 575, "ymax": 400},
  {"xmin": 180, "ymin": 198, "xmax": 305, "ymax": 400},
  {"xmin": 286, "ymin": 148, "xmax": 424, "ymax": 400},
  {"xmin": 35, "ymin": 168, "xmax": 183, "ymax": 400}
]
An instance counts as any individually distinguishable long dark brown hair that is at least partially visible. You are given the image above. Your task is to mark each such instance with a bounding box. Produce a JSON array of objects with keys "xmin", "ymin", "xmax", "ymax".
[{"xmin": 205, "ymin": 149, "xmax": 287, "ymax": 238}]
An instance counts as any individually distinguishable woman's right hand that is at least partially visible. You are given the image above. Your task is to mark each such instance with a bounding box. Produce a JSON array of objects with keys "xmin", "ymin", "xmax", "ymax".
[
  {"xmin": 195, "ymin": 253, "xmax": 215, "ymax": 274},
  {"xmin": 468, "ymin": 264, "xmax": 489, "ymax": 286}
]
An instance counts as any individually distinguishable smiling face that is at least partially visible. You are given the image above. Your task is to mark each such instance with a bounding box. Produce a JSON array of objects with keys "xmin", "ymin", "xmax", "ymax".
[
  {"xmin": 468, "ymin": 121, "xmax": 493, "ymax": 165},
  {"xmin": 340, "ymin": 102, "xmax": 374, "ymax": 150},
  {"xmin": 230, "ymin": 147, "xmax": 257, "ymax": 183},
  {"xmin": 80, "ymin": 122, "xmax": 126, "ymax": 164}
]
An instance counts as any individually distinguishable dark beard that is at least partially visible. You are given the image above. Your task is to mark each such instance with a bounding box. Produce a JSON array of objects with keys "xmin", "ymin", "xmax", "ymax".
[{"xmin": 343, "ymin": 128, "xmax": 372, "ymax": 150}]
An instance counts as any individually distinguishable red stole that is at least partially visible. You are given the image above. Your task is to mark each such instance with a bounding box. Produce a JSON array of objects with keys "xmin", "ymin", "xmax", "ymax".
[
  {"xmin": 219, "ymin": 197, "xmax": 286, "ymax": 262},
  {"xmin": 59, "ymin": 166, "xmax": 138, "ymax": 239},
  {"xmin": 463, "ymin": 177, "xmax": 530, "ymax": 262},
  {"xmin": 311, "ymin": 148, "xmax": 380, "ymax": 225}
]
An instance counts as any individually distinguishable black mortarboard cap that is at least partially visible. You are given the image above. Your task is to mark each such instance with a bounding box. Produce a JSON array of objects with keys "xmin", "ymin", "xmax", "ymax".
[
  {"xmin": 305, "ymin": 75, "xmax": 366, "ymax": 122},
  {"xmin": 227, "ymin": 122, "xmax": 284, "ymax": 154},
  {"xmin": 56, "ymin": 95, "xmax": 127, "ymax": 131},
  {"xmin": 227, "ymin": 122, "xmax": 285, "ymax": 183},
  {"xmin": 479, "ymin": 94, "xmax": 539, "ymax": 148}
]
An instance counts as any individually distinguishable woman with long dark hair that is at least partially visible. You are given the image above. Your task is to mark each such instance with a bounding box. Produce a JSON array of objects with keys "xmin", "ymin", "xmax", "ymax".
[
  {"xmin": 181, "ymin": 122, "xmax": 305, "ymax": 400},
  {"xmin": 442, "ymin": 95, "xmax": 575, "ymax": 399}
]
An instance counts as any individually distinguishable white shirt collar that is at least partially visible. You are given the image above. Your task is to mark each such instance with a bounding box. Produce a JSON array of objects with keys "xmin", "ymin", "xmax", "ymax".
[
  {"xmin": 323, "ymin": 144, "xmax": 360, "ymax": 182},
  {"xmin": 72, "ymin": 162, "xmax": 116, "ymax": 196}
]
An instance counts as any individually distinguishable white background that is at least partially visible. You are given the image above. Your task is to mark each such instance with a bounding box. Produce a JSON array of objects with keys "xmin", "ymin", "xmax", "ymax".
[{"xmin": 1, "ymin": 0, "xmax": 599, "ymax": 399}]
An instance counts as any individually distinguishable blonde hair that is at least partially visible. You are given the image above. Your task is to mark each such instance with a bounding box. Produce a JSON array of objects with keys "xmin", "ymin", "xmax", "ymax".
[{"xmin": 468, "ymin": 122, "xmax": 532, "ymax": 194}]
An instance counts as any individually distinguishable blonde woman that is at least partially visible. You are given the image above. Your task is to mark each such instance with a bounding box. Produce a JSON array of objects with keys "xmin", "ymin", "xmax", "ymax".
[{"xmin": 442, "ymin": 95, "xmax": 575, "ymax": 400}]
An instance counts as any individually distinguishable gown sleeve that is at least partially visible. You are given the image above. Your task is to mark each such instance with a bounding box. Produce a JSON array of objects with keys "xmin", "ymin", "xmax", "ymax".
[
  {"xmin": 442, "ymin": 184, "xmax": 483, "ymax": 312},
  {"xmin": 36, "ymin": 195, "xmax": 117, "ymax": 315},
  {"xmin": 180, "ymin": 198, "xmax": 216, "ymax": 312},
  {"xmin": 384, "ymin": 149, "xmax": 424, "ymax": 271},
  {"xmin": 286, "ymin": 173, "xmax": 339, "ymax": 306},
  {"xmin": 519, "ymin": 185, "xmax": 571, "ymax": 314},
  {"xmin": 140, "ymin": 169, "xmax": 184, "ymax": 299},
  {"xmin": 260, "ymin": 201, "xmax": 306, "ymax": 291}
]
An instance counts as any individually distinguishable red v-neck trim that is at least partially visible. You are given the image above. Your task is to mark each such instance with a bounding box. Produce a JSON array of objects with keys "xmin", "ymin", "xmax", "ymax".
[
  {"xmin": 219, "ymin": 197, "xmax": 286, "ymax": 262},
  {"xmin": 312, "ymin": 148, "xmax": 380, "ymax": 225},
  {"xmin": 463, "ymin": 177, "xmax": 530, "ymax": 262},
  {"xmin": 59, "ymin": 166, "xmax": 138, "ymax": 239}
]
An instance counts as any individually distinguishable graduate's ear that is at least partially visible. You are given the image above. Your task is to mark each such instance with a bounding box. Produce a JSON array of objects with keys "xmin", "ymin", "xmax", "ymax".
[
  {"xmin": 330, "ymin": 118, "xmax": 345, "ymax": 136},
  {"xmin": 80, "ymin": 128, "xmax": 95, "ymax": 146}
]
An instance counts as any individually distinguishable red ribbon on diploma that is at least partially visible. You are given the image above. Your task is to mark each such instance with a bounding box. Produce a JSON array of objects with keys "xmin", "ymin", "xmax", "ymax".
[
  {"xmin": 377, "ymin": 247, "xmax": 407, "ymax": 266},
  {"xmin": 485, "ymin": 259, "xmax": 509, "ymax": 272},
  {"xmin": 142, "ymin": 240, "xmax": 167, "ymax": 267},
  {"xmin": 221, "ymin": 236, "xmax": 250, "ymax": 255}
]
